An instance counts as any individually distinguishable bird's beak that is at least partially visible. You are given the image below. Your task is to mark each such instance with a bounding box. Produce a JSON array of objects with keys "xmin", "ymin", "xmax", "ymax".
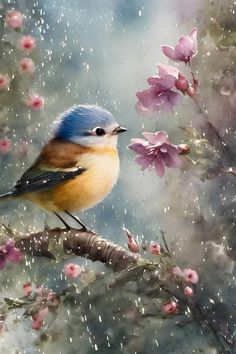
[{"xmin": 113, "ymin": 126, "xmax": 128, "ymax": 135}]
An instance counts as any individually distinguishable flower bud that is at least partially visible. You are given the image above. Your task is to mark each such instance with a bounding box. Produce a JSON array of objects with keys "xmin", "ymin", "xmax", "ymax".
[
  {"xmin": 172, "ymin": 266, "xmax": 184, "ymax": 277},
  {"xmin": 5, "ymin": 10, "xmax": 23, "ymax": 30},
  {"xmin": 148, "ymin": 241, "xmax": 161, "ymax": 255},
  {"xmin": 175, "ymin": 74, "xmax": 189, "ymax": 93},
  {"xmin": 22, "ymin": 282, "xmax": 32, "ymax": 297},
  {"xmin": 186, "ymin": 85, "xmax": 196, "ymax": 97},
  {"xmin": 123, "ymin": 227, "xmax": 139, "ymax": 253},
  {"xmin": 183, "ymin": 268, "xmax": 199, "ymax": 284},
  {"xmin": 184, "ymin": 286, "xmax": 193, "ymax": 297},
  {"xmin": 64, "ymin": 263, "xmax": 82, "ymax": 279},
  {"xmin": 178, "ymin": 144, "xmax": 190, "ymax": 155},
  {"xmin": 163, "ymin": 301, "xmax": 177, "ymax": 314}
]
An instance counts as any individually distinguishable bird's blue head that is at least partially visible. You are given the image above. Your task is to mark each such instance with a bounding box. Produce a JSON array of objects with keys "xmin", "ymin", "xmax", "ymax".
[{"xmin": 54, "ymin": 105, "xmax": 127, "ymax": 147}]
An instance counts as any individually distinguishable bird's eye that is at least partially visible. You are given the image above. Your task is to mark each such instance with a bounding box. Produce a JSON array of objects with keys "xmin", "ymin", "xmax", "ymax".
[{"xmin": 95, "ymin": 127, "xmax": 106, "ymax": 136}]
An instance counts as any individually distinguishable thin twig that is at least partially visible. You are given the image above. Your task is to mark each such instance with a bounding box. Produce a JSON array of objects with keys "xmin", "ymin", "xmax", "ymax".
[
  {"xmin": 160, "ymin": 229, "xmax": 171, "ymax": 257},
  {"xmin": 193, "ymin": 96, "xmax": 228, "ymax": 147}
]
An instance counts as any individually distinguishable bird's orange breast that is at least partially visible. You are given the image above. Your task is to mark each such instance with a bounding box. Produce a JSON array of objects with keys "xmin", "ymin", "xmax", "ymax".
[{"xmin": 25, "ymin": 146, "xmax": 120, "ymax": 212}]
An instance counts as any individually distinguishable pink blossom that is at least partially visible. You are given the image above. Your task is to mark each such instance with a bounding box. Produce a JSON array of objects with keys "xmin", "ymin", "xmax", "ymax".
[
  {"xmin": 184, "ymin": 286, "xmax": 193, "ymax": 297},
  {"xmin": 177, "ymin": 143, "xmax": 190, "ymax": 155},
  {"xmin": 183, "ymin": 268, "xmax": 199, "ymax": 284},
  {"xmin": 37, "ymin": 306, "xmax": 49, "ymax": 321},
  {"xmin": 163, "ymin": 301, "xmax": 177, "ymax": 314},
  {"xmin": 186, "ymin": 85, "xmax": 196, "ymax": 97},
  {"xmin": 31, "ymin": 306, "xmax": 49, "ymax": 331},
  {"xmin": 136, "ymin": 64, "xmax": 182, "ymax": 115},
  {"xmin": 127, "ymin": 235, "xmax": 139, "ymax": 253},
  {"xmin": 32, "ymin": 319, "xmax": 43, "ymax": 330},
  {"xmin": 64, "ymin": 263, "xmax": 82, "ymax": 279},
  {"xmin": 19, "ymin": 58, "xmax": 35, "ymax": 75},
  {"xmin": 0, "ymin": 239, "xmax": 23, "ymax": 269},
  {"xmin": 128, "ymin": 131, "xmax": 180, "ymax": 177},
  {"xmin": 161, "ymin": 28, "xmax": 198, "ymax": 63},
  {"xmin": 19, "ymin": 35, "xmax": 36, "ymax": 53},
  {"xmin": 0, "ymin": 74, "xmax": 10, "ymax": 90},
  {"xmin": 23, "ymin": 282, "xmax": 32, "ymax": 296},
  {"xmin": 25, "ymin": 93, "xmax": 44, "ymax": 111},
  {"xmin": 5, "ymin": 10, "xmax": 23, "ymax": 29},
  {"xmin": 47, "ymin": 292, "xmax": 60, "ymax": 307},
  {"xmin": 175, "ymin": 73, "xmax": 189, "ymax": 93},
  {"xmin": 172, "ymin": 266, "xmax": 184, "ymax": 277},
  {"xmin": 0, "ymin": 138, "xmax": 11, "ymax": 155},
  {"xmin": 149, "ymin": 241, "xmax": 161, "ymax": 255},
  {"xmin": 123, "ymin": 227, "xmax": 140, "ymax": 253}
]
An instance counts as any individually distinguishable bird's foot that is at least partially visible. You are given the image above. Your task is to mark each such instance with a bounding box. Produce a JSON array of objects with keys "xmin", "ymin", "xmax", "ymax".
[
  {"xmin": 54, "ymin": 212, "xmax": 71, "ymax": 230},
  {"xmin": 65, "ymin": 211, "xmax": 96, "ymax": 234}
]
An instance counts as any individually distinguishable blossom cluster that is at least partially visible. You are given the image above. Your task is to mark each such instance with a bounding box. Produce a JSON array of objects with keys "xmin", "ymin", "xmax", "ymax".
[
  {"xmin": 0, "ymin": 10, "xmax": 44, "ymax": 110},
  {"xmin": 135, "ymin": 28, "xmax": 198, "ymax": 116},
  {"xmin": 128, "ymin": 131, "xmax": 183, "ymax": 177},
  {"xmin": 0, "ymin": 239, "xmax": 23, "ymax": 269},
  {"xmin": 22, "ymin": 283, "xmax": 60, "ymax": 330},
  {"xmin": 163, "ymin": 267, "xmax": 199, "ymax": 315}
]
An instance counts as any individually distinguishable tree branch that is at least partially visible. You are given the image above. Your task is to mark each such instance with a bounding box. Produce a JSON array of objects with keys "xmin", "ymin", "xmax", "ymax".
[{"xmin": 15, "ymin": 227, "xmax": 140, "ymax": 273}]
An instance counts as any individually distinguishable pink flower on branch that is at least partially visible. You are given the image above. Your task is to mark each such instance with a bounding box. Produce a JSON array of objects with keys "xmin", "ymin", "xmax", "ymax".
[
  {"xmin": 183, "ymin": 268, "xmax": 199, "ymax": 284},
  {"xmin": 128, "ymin": 131, "xmax": 181, "ymax": 177},
  {"xmin": 163, "ymin": 301, "xmax": 177, "ymax": 314},
  {"xmin": 184, "ymin": 286, "xmax": 193, "ymax": 297},
  {"xmin": 161, "ymin": 28, "xmax": 198, "ymax": 63},
  {"xmin": 0, "ymin": 138, "xmax": 11, "ymax": 155},
  {"xmin": 19, "ymin": 35, "xmax": 36, "ymax": 53},
  {"xmin": 0, "ymin": 239, "xmax": 23, "ymax": 269},
  {"xmin": 5, "ymin": 10, "xmax": 23, "ymax": 30},
  {"xmin": 25, "ymin": 93, "xmax": 44, "ymax": 111},
  {"xmin": 64, "ymin": 263, "xmax": 82, "ymax": 279},
  {"xmin": 19, "ymin": 58, "xmax": 35, "ymax": 75},
  {"xmin": 136, "ymin": 64, "xmax": 183, "ymax": 115},
  {"xmin": 31, "ymin": 306, "xmax": 49, "ymax": 331},
  {"xmin": 172, "ymin": 266, "xmax": 184, "ymax": 277},
  {"xmin": 22, "ymin": 282, "xmax": 32, "ymax": 297},
  {"xmin": 0, "ymin": 74, "xmax": 10, "ymax": 91},
  {"xmin": 123, "ymin": 227, "xmax": 140, "ymax": 253},
  {"xmin": 149, "ymin": 241, "xmax": 161, "ymax": 255}
]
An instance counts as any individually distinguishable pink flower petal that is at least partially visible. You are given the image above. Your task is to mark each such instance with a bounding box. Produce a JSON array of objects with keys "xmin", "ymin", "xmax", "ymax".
[
  {"xmin": 143, "ymin": 131, "xmax": 169, "ymax": 145},
  {"xmin": 175, "ymin": 36, "xmax": 194, "ymax": 61},
  {"xmin": 0, "ymin": 257, "xmax": 6, "ymax": 270},
  {"xmin": 163, "ymin": 301, "xmax": 177, "ymax": 314},
  {"xmin": 172, "ymin": 266, "xmax": 184, "ymax": 277},
  {"xmin": 157, "ymin": 75, "xmax": 177, "ymax": 90},
  {"xmin": 64, "ymin": 263, "xmax": 82, "ymax": 279},
  {"xmin": 5, "ymin": 10, "xmax": 23, "ymax": 29},
  {"xmin": 7, "ymin": 247, "xmax": 23, "ymax": 263},
  {"xmin": 161, "ymin": 45, "xmax": 180, "ymax": 61},
  {"xmin": 134, "ymin": 154, "xmax": 154, "ymax": 170},
  {"xmin": 136, "ymin": 87, "xmax": 159, "ymax": 108},
  {"xmin": 157, "ymin": 64, "xmax": 179, "ymax": 78},
  {"xmin": 154, "ymin": 160, "xmax": 165, "ymax": 177},
  {"xmin": 23, "ymin": 282, "xmax": 32, "ymax": 297},
  {"xmin": 128, "ymin": 138, "xmax": 149, "ymax": 154},
  {"xmin": 147, "ymin": 76, "xmax": 160, "ymax": 86},
  {"xmin": 149, "ymin": 242, "xmax": 161, "ymax": 255},
  {"xmin": 183, "ymin": 269, "xmax": 199, "ymax": 284},
  {"xmin": 189, "ymin": 28, "xmax": 198, "ymax": 52},
  {"xmin": 184, "ymin": 286, "xmax": 193, "ymax": 297}
]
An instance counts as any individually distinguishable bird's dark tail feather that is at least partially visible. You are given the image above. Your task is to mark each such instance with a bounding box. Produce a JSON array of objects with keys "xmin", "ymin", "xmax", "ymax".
[{"xmin": 0, "ymin": 191, "xmax": 13, "ymax": 200}]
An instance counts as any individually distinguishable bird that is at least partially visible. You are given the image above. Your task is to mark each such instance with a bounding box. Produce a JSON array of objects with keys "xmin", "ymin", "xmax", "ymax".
[{"xmin": 0, "ymin": 104, "xmax": 127, "ymax": 230}]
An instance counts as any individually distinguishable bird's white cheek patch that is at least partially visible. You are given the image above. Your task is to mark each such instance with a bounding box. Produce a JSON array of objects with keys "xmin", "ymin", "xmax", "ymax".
[{"xmin": 71, "ymin": 134, "xmax": 118, "ymax": 147}]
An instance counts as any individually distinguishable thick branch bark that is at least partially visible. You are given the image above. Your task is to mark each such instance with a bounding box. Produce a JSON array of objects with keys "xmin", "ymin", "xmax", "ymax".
[{"xmin": 15, "ymin": 227, "xmax": 140, "ymax": 272}]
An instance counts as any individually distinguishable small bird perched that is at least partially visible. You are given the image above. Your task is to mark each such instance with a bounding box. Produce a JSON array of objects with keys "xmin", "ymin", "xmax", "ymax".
[{"xmin": 0, "ymin": 105, "xmax": 127, "ymax": 230}]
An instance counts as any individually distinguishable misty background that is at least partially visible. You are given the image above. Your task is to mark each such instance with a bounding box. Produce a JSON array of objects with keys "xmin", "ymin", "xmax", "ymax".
[{"xmin": 0, "ymin": 0, "xmax": 235, "ymax": 353}]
